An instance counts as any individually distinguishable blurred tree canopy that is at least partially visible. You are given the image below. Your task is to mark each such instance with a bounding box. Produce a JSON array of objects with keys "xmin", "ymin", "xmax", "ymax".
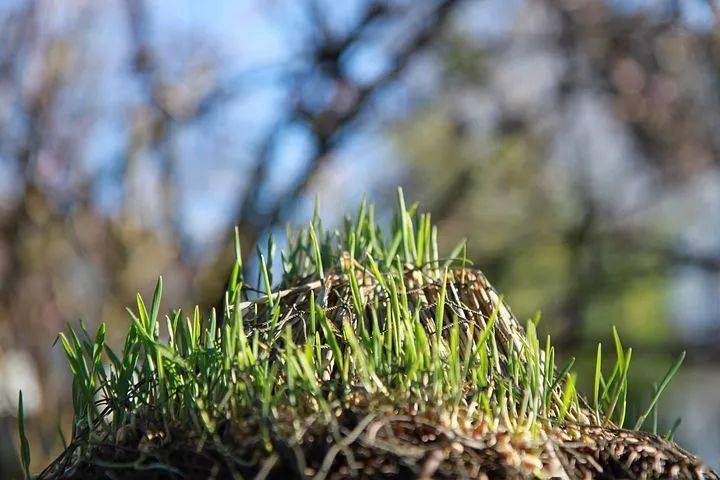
[
  {"xmin": 397, "ymin": 0, "xmax": 720, "ymax": 348},
  {"xmin": 1, "ymin": 0, "xmax": 720, "ymax": 476}
]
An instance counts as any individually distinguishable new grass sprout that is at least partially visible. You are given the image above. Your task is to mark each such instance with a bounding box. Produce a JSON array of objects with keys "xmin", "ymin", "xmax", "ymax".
[{"xmin": 20, "ymin": 189, "xmax": 700, "ymax": 479}]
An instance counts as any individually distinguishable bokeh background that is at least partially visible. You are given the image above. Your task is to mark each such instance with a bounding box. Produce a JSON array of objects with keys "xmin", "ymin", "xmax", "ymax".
[{"xmin": 1, "ymin": 0, "xmax": 720, "ymax": 476}]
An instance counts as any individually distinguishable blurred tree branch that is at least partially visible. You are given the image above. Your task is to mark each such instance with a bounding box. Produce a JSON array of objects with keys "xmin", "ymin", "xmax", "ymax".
[{"xmin": 198, "ymin": 0, "xmax": 463, "ymax": 310}]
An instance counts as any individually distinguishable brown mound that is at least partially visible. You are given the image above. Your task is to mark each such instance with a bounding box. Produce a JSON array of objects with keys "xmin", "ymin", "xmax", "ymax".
[
  {"xmin": 41, "ymin": 409, "xmax": 718, "ymax": 479},
  {"xmin": 38, "ymin": 268, "xmax": 718, "ymax": 479}
]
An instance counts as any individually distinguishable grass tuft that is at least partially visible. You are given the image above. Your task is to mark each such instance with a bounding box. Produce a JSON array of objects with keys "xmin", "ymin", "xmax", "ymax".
[{"xmin": 28, "ymin": 189, "xmax": 696, "ymax": 479}]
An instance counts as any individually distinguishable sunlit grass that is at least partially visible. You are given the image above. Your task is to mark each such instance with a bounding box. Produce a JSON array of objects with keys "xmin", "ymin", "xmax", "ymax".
[{"xmin": 21, "ymin": 188, "xmax": 686, "ymax": 478}]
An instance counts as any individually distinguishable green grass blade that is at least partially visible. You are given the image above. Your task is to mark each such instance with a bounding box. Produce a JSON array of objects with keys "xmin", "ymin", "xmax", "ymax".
[
  {"xmin": 18, "ymin": 391, "xmax": 31, "ymax": 479},
  {"xmin": 633, "ymin": 351, "xmax": 686, "ymax": 430}
]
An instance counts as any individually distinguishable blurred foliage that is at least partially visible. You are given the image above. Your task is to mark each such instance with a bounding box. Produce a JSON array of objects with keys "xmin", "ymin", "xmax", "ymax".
[{"xmin": 395, "ymin": 0, "xmax": 720, "ymax": 347}]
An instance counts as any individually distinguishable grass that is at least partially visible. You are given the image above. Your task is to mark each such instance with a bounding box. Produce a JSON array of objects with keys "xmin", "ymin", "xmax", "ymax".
[{"xmin": 23, "ymin": 188, "xmax": 693, "ymax": 479}]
